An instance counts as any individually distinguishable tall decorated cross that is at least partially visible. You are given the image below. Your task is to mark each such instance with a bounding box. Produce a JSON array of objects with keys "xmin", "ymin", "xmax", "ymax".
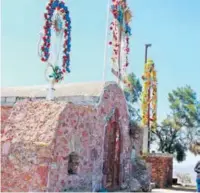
[
  {"xmin": 109, "ymin": 0, "xmax": 132, "ymax": 87},
  {"xmin": 141, "ymin": 59, "xmax": 157, "ymax": 152},
  {"xmin": 38, "ymin": 0, "xmax": 71, "ymax": 100}
]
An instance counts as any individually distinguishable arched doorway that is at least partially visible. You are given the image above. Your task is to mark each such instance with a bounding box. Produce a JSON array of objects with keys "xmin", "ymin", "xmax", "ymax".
[{"xmin": 103, "ymin": 116, "xmax": 121, "ymax": 190}]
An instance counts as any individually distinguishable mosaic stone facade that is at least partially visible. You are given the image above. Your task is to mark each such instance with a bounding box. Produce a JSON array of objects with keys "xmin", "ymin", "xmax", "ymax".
[
  {"xmin": 146, "ymin": 153, "xmax": 173, "ymax": 188},
  {"xmin": 1, "ymin": 83, "xmax": 132, "ymax": 192},
  {"xmin": 1, "ymin": 106, "xmax": 12, "ymax": 130}
]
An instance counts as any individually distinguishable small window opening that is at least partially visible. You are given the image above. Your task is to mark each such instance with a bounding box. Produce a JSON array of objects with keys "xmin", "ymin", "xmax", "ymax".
[{"xmin": 68, "ymin": 152, "xmax": 79, "ymax": 175}]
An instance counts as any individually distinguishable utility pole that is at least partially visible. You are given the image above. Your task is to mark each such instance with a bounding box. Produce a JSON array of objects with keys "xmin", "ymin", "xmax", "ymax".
[
  {"xmin": 144, "ymin": 44, "xmax": 152, "ymax": 63},
  {"xmin": 144, "ymin": 43, "xmax": 152, "ymax": 153}
]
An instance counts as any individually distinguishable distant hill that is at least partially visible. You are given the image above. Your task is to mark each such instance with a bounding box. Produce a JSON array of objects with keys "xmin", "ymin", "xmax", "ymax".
[
  {"xmin": 173, "ymin": 153, "xmax": 200, "ymax": 185},
  {"xmin": 173, "ymin": 164, "xmax": 196, "ymax": 185}
]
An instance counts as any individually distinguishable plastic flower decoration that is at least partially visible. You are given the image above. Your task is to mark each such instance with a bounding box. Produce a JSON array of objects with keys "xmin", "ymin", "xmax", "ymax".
[
  {"xmin": 109, "ymin": 0, "xmax": 132, "ymax": 87},
  {"xmin": 39, "ymin": 0, "xmax": 71, "ymax": 83},
  {"xmin": 141, "ymin": 59, "xmax": 157, "ymax": 131}
]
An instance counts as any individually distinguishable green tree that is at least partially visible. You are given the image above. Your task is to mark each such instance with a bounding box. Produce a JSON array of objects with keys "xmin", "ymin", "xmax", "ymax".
[
  {"xmin": 168, "ymin": 85, "xmax": 200, "ymax": 145},
  {"xmin": 123, "ymin": 73, "xmax": 142, "ymax": 122},
  {"xmin": 152, "ymin": 117, "xmax": 187, "ymax": 162},
  {"xmin": 152, "ymin": 85, "xmax": 200, "ymax": 161}
]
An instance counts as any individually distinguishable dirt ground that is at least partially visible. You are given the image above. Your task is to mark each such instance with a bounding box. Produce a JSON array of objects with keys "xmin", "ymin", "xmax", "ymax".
[
  {"xmin": 153, "ymin": 190, "xmax": 195, "ymax": 193},
  {"xmin": 152, "ymin": 186, "xmax": 196, "ymax": 193}
]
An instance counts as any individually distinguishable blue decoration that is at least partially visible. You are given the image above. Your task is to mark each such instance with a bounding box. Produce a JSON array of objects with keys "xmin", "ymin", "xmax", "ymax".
[
  {"xmin": 125, "ymin": 24, "xmax": 131, "ymax": 36},
  {"xmin": 66, "ymin": 67, "xmax": 70, "ymax": 73},
  {"xmin": 40, "ymin": 0, "xmax": 72, "ymax": 82}
]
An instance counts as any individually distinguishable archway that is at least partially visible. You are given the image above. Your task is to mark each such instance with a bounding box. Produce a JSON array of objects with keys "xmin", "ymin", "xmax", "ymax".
[{"xmin": 103, "ymin": 111, "xmax": 121, "ymax": 190}]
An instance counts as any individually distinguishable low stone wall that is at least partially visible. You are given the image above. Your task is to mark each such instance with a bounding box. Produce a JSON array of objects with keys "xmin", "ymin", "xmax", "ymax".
[{"xmin": 146, "ymin": 153, "xmax": 173, "ymax": 188}]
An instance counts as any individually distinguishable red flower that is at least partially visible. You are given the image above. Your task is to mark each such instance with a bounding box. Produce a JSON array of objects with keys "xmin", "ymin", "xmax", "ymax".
[
  {"xmin": 45, "ymin": 21, "xmax": 49, "ymax": 26},
  {"xmin": 63, "ymin": 42, "xmax": 67, "ymax": 47},
  {"xmin": 44, "ymin": 13, "xmax": 48, "ymax": 19}
]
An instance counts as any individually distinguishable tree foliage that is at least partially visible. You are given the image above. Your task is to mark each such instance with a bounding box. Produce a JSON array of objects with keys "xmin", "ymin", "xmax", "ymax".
[
  {"xmin": 124, "ymin": 74, "xmax": 200, "ymax": 160},
  {"xmin": 152, "ymin": 117, "xmax": 187, "ymax": 162},
  {"xmin": 168, "ymin": 85, "xmax": 200, "ymax": 128},
  {"xmin": 168, "ymin": 86, "xmax": 200, "ymax": 148},
  {"xmin": 152, "ymin": 85, "xmax": 200, "ymax": 161},
  {"xmin": 124, "ymin": 72, "xmax": 142, "ymax": 104},
  {"xmin": 123, "ymin": 73, "xmax": 142, "ymax": 122}
]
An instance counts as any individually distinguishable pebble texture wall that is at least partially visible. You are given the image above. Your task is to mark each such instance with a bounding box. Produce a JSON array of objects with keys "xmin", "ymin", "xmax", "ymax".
[
  {"xmin": 1, "ymin": 83, "xmax": 131, "ymax": 192},
  {"xmin": 1, "ymin": 106, "xmax": 12, "ymax": 131},
  {"xmin": 146, "ymin": 154, "xmax": 173, "ymax": 188}
]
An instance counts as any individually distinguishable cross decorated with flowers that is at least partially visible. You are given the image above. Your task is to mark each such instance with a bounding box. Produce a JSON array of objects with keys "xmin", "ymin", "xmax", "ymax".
[
  {"xmin": 38, "ymin": 0, "xmax": 71, "ymax": 100},
  {"xmin": 109, "ymin": 0, "xmax": 132, "ymax": 87}
]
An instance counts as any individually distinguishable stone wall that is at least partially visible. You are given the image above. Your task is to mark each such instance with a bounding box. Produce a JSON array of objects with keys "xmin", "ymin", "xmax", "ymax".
[
  {"xmin": 1, "ymin": 101, "xmax": 66, "ymax": 192},
  {"xmin": 1, "ymin": 106, "xmax": 12, "ymax": 122},
  {"xmin": 48, "ymin": 84, "xmax": 131, "ymax": 192},
  {"xmin": 1, "ymin": 106, "xmax": 13, "ymax": 132},
  {"xmin": 146, "ymin": 153, "xmax": 173, "ymax": 188},
  {"xmin": 1, "ymin": 83, "xmax": 131, "ymax": 192},
  {"xmin": 129, "ymin": 122, "xmax": 143, "ymax": 155}
]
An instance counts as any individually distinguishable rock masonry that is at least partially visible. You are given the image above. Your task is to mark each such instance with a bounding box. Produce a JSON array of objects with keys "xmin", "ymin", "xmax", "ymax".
[{"xmin": 1, "ymin": 82, "xmax": 136, "ymax": 192}]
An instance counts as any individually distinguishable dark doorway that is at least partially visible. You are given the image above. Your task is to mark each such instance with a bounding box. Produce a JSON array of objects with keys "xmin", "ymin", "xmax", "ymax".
[{"xmin": 103, "ymin": 120, "xmax": 121, "ymax": 191}]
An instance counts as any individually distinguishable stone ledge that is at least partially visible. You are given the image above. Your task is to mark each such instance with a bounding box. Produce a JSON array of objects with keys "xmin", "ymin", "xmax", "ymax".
[
  {"xmin": 5, "ymin": 97, "xmax": 16, "ymax": 103},
  {"xmin": 1, "ymin": 95, "xmax": 100, "ymax": 107},
  {"xmin": 0, "ymin": 97, "xmax": 6, "ymax": 103},
  {"xmin": 1, "ymin": 102, "xmax": 15, "ymax": 107},
  {"xmin": 148, "ymin": 153, "xmax": 173, "ymax": 158}
]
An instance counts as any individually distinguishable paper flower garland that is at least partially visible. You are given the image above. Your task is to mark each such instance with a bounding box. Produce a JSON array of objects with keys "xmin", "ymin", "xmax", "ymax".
[
  {"xmin": 109, "ymin": 0, "xmax": 132, "ymax": 86},
  {"xmin": 39, "ymin": 0, "xmax": 71, "ymax": 82},
  {"xmin": 141, "ymin": 59, "xmax": 157, "ymax": 131}
]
